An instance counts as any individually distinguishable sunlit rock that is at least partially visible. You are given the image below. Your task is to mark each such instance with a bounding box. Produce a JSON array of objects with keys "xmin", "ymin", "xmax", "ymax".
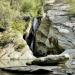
[
  {"xmin": 45, "ymin": 0, "xmax": 55, "ymax": 4},
  {"xmin": 27, "ymin": 54, "xmax": 69, "ymax": 66}
]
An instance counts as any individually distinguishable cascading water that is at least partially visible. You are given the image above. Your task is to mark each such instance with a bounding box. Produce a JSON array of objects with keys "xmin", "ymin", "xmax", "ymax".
[
  {"xmin": 26, "ymin": 17, "xmax": 41, "ymax": 54},
  {"xmin": 32, "ymin": 17, "xmax": 40, "ymax": 32}
]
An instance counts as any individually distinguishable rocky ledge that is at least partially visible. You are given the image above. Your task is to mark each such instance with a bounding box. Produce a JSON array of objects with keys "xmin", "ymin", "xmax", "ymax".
[
  {"xmin": 0, "ymin": 65, "xmax": 66, "ymax": 74},
  {"xmin": 27, "ymin": 54, "xmax": 69, "ymax": 66}
]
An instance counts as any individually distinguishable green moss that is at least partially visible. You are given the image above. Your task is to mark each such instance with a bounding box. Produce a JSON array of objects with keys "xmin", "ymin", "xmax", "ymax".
[
  {"xmin": 0, "ymin": 32, "xmax": 13, "ymax": 47},
  {"xmin": 15, "ymin": 44, "xmax": 25, "ymax": 52},
  {"xmin": 11, "ymin": 20, "xmax": 26, "ymax": 34}
]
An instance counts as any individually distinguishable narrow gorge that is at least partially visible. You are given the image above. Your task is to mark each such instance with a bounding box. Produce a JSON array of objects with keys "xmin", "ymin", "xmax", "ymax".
[{"xmin": 0, "ymin": 0, "xmax": 75, "ymax": 75}]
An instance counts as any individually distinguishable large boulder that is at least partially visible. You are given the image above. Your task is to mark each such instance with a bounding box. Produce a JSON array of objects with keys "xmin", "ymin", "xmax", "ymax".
[{"xmin": 35, "ymin": 0, "xmax": 75, "ymax": 57}]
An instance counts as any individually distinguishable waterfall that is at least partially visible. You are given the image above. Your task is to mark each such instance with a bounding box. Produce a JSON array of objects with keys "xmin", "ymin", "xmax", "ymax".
[
  {"xmin": 32, "ymin": 17, "xmax": 40, "ymax": 32},
  {"xmin": 30, "ymin": 17, "xmax": 40, "ymax": 51},
  {"xmin": 25, "ymin": 17, "xmax": 41, "ymax": 52}
]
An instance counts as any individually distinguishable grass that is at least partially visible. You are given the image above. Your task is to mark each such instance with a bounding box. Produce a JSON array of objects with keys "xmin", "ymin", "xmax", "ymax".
[{"xmin": 65, "ymin": 0, "xmax": 75, "ymax": 14}]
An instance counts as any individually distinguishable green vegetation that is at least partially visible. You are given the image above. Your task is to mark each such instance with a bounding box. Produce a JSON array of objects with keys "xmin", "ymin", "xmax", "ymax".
[
  {"xmin": 15, "ymin": 44, "xmax": 25, "ymax": 52},
  {"xmin": 0, "ymin": 0, "xmax": 43, "ymax": 49},
  {"xmin": 0, "ymin": 0, "xmax": 43, "ymax": 32},
  {"xmin": 11, "ymin": 20, "xmax": 26, "ymax": 34},
  {"xmin": 65, "ymin": 0, "xmax": 75, "ymax": 14},
  {"xmin": 21, "ymin": 0, "xmax": 43, "ymax": 16}
]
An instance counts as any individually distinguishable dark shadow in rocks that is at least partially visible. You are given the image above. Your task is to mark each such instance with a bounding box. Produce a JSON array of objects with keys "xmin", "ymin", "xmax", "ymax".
[
  {"xmin": 49, "ymin": 36, "xmax": 65, "ymax": 54},
  {"xmin": 0, "ymin": 28, "xmax": 6, "ymax": 32},
  {"xmin": 33, "ymin": 49, "xmax": 47, "ymax": 57},
  {"xmin": 22, "ymin": 15, "xmax": 30, "ymax": 22},
  {"xmin": 33, "ymin": 42, "xmax": 48, "ymax": 57},
  {"xmin": 0, "ymin": 66, "xmax": 52, "ymax": 74}
]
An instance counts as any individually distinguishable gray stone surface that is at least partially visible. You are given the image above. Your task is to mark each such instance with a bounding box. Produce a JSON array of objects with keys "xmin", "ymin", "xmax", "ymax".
[
  {"xmin": 61, "ymin": 49, "xmax": 75, "ymax": 68},
  {"xmin": 35, "ymin": 0, "xmax": 75, "ymax": 56}
]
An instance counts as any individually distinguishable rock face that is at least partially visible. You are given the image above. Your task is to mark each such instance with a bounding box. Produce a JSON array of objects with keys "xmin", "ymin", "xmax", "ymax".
[
  {"xmin": 0, "ymin": 30, "xmax": 35, "ymax": 60},
  {"xmin": 35, "ymin": 0, "xmax": 75, "ymax": 57}
]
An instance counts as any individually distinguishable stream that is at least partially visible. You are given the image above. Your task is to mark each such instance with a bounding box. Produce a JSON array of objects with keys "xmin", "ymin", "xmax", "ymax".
[{"xmin": 26, "ymin": 17, "xmax": 41, "ymax": 56}]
